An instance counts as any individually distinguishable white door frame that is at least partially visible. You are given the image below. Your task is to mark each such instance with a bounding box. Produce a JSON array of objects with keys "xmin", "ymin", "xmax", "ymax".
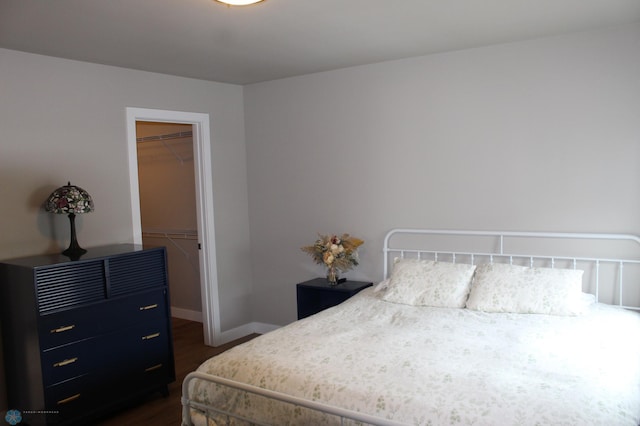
[{"xmin": 126, "ymin": 107, "xmax": 220, "ymax": 346}]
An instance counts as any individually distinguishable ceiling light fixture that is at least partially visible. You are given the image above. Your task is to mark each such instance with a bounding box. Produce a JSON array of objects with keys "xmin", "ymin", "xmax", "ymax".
[{"xmin": 215, "ymin": 0, "xmax": 265, "ymax": 6}]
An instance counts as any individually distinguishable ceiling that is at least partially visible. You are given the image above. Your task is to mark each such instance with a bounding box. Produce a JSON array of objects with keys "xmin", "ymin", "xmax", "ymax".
[{"xmin": 1, "ymin": 0, "xmax": 639, "ymax": 85}]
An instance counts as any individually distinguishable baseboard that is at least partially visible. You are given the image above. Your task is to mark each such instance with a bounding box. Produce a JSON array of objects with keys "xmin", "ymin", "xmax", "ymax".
[
  {"xmin": 170, "ymin": 307, "xmax": 281, "ymax": 345},
  {"xmin": 171, "ymin": 306, "xmax": 203, "ymax": 323},
  {"xmin": 250, "ymin": 322, "xmax": 280, "ymax": 335},
  {"xmin": 216, "ymin": 322, "xmax": 280, "ymax": 345}
]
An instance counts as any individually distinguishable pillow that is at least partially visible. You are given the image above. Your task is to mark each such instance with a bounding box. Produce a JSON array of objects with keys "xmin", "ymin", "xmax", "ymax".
[
  {"xmin": 466, "ymin": 263, "xmax": 584, "ymax": 315},
  {"xmin": 373, "ymin": 279, "xmax": 390, "ymax": 293},
  {"xmin": 579, "ymin": 292, "xmax": 596, "ymax": 307},
  {"xmin": 575, "ymin": 292, "xmax": 596, "ymax": 314},
  {"xmin": 381, "ymin": 258, "xmax": 476, "ymax": 308}
]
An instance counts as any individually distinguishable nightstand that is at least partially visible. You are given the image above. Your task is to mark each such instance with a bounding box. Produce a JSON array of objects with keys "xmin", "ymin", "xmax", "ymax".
[{"xmin": 296, "ymin": 278, "xmax": 373, "ymax": 319}]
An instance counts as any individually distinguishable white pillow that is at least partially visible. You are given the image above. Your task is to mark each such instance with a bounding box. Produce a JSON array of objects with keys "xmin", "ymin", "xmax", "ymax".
[
  {"xmin": 579, "ymin": 292, "xmax": 596, "ymax": 306},
  {"xmin": 466, "ymin": 263, "xmax": 584, "ymax": 315},
  {"xmin": 381, "ymin": 258, "xmax": 476, "ymax": 308},
  {"xmin": 373, "ymin": 279, "xmax": 390, "ymax": 293}
]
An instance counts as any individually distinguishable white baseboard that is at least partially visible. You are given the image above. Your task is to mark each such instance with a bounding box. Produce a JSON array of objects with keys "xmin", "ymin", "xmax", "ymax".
[
  {"xmin": 170, "ymin": 306, "xmax": 281, "ymax": 346},
  {"xmin": 250, "ymin": 322, "xmax": 280, "ymax": 335},
  {"xmin": 171, "ymin": 306, "xmax": 203, "ymax": 323},
  {"xmin": 216, "ymin": 322, "xmax": 280, "ymax": 345}
]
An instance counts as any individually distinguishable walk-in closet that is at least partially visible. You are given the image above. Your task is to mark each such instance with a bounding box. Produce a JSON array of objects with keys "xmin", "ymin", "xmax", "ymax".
[{"xmin": 136, "ymin": 121, "xmax": 202, "ymax": 321}]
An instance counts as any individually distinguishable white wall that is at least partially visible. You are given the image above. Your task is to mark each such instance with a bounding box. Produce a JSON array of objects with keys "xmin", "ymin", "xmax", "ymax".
[
  {"xmin": 244, "ymin": 23, "xmax": 640, "ymax": 325},
  {"xmin": 0, "ymin": 48, "xmax": 252, "ymax": 408}
]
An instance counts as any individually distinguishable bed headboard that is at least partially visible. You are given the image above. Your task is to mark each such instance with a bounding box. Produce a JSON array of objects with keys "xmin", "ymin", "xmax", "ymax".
[{"xmin": 383, "ymin": 229, "xmax": 640, "ymax": 310}]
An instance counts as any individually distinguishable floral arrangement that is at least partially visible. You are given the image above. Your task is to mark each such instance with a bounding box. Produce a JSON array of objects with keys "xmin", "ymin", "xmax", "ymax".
[{"xmin": 301, "ymin": 234, "xmax": 364, "ymax": 283}]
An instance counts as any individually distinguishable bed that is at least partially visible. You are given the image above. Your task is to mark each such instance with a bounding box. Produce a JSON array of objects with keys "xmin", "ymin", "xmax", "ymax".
[{"xmin": 182, "ymin": 229, "xmax": 640, "ymax": 426}]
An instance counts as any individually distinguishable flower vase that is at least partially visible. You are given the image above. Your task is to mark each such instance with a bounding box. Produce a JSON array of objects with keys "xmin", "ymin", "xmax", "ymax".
[{"xmin": 326, "ymin": 265, "xmax": 339, "ymax": 285}]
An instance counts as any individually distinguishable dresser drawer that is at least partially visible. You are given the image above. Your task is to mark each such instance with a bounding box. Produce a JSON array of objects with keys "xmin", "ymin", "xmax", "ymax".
[
  {"xmin": 42, "ymin": 316, "xmax": 171, "ymax": 388},
  {"xmin": 108, "ymin": 248, "xmax": 167, "ymax": 296},
  {"xmin": 44, "ymin": 373, "xmax": 97, "ymax": 424},
  {"xmin": 41, "ymin": 337, "xmax": 101, "ymax": 386},
  {"xmin": 43, "ymin": 319, "xmax": 171, "ymax": 389},
  {"xmin": 112, "ymin": 288, "xmax": 169, "ymax": 325},
  {"xmin": 112, "ymin": 319, "xmax": 172, "ymax": 370},
  {"xmin": 38, "ymin": 302, "xmax": 113, "ymax": 350},
  {"xmin": 140, "ymin": 322, "xmax": 172, "ymax": 369},
  {"xmin": 140, "ymin": 358, "xmax": 174, "ymax": 385},
  {"xmin": 36, "ymin": 261, "xmax": 106, "ymax": 314},
  {"xmin": 41, "ymin": 321, "xmax": 173, "ymax": 422},
  {"xmin": 38, "ymin": 289, "xmax": 169, "ymax": 350}
]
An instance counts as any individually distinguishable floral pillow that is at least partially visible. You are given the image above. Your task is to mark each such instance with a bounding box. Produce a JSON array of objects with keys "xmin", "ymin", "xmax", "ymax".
[
  {"xmin": 381, "ymin": 258, "xmax": 477, "ymax": 308},
  {"xmin": 466, "ymin": 263, "xmax": 585, "ymax": 315}
]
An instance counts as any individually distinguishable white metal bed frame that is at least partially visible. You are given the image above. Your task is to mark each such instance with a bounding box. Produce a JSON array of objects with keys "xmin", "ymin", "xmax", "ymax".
[
  {"xmin": 384, "ymin": 229, "xmax": 640, "ymax": 311},
  {"xmin": 182, "ymin": 229, "xmax": 640, "ymax": 426}
]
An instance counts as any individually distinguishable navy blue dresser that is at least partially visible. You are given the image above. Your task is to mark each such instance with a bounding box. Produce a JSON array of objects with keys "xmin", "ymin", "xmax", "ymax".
[{"xmin": 0, "ymin": 244, "xmax": 175, "ymax": 425}]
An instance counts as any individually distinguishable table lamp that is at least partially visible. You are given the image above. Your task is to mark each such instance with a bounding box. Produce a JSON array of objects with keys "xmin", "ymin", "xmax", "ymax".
[{"xmin": 45, "ymin": 182, "xmax": 94, "ymax": 257}]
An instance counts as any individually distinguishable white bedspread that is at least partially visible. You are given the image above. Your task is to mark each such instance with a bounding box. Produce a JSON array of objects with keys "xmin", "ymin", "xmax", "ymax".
[{"xmin": 188, "ymin": 288, "xmax": 640, "ymax": 425}]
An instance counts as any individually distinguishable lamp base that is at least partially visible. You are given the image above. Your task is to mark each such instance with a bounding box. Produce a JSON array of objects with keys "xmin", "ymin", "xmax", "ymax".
[
  {"xmin": 62, "ymin": 246, "xmax": 87, "ymax": 258},
  {"xmin": 63, "ymin": 213, "xmax": 87, "ymax": 259}
]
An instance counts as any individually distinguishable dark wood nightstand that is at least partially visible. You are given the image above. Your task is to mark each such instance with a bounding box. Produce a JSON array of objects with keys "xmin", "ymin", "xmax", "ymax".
[{"xmin": 296, "ymin": 278, "xmax": 373, "ymax": 319}]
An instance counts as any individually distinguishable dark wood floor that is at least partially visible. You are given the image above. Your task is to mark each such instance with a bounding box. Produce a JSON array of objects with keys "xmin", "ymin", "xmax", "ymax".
[{"xmin": 97, "ymin": 318, "xmax": 258, "ymax": 426}]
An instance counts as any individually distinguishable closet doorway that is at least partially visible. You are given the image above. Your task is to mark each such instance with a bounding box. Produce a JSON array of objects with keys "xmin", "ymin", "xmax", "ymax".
[
  {"xmin": 126, "ymin": 107, "xmax": 221, "ymax": 347},
  {"xmin": 136, "ymin": 121, "xmax": 201, "ymax": 321}
]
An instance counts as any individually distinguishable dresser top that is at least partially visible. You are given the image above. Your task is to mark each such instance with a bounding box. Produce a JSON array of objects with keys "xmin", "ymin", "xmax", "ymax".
[{"xmin": 0, "ymin": 244, "xmax": 154, "ymax": 268}]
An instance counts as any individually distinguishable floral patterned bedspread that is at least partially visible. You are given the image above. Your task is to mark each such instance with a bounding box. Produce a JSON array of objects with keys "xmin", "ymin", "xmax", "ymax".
[{"xmin": 187, "ymin": 288, "xmax": 640, "ymax": 426}]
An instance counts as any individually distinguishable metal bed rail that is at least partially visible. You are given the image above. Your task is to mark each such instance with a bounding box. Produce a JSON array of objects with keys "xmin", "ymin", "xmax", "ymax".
[{"xmin": 182, "ymin": 371, "xmax": 408, "ymax": 426}]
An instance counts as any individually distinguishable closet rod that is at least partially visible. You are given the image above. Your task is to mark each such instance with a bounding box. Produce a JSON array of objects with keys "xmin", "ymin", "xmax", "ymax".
[
  {"xmin": 137, "ymin": 133, "xmax": 193, "ymax": 164},
  {"xmin": 142, "ymin": 229, "xmax": 200, "ymax": 273},
  {"xmin": 142, "ymin": 228, "xmax": 198, "ymax": 240},
  {"xmin": 137, "ymin": 131, "xmax": 193, "ymax": 143}
]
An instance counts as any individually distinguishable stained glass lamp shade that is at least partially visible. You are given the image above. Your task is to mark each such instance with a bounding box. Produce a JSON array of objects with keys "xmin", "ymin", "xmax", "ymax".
[{"xmin": 45, "ymin": 182, "xmax": 94, "ymax": 257}]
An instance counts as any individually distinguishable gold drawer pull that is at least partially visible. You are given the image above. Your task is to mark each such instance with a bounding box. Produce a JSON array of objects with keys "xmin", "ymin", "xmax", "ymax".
[
  {"xmin": 51, "ymin": 325, "xmax": 75, "ymax": 333},
  {"xmin": 53, "ymin": 357, "xmax": 78, "ymax": 368},
  {"xmin": 139, "ymin": 303, "xmax": 158, "ymax": 311},
  {"xmin": 145, "ymin": 363, "xmax": 163, "ymax": 372},
  {"xmin": 142, "ymin": 332, "xmax": 160, "ymax": 340},
  {"xmin": 57, "ymin": 393, "xmax": 81, "ymax": 405}
]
